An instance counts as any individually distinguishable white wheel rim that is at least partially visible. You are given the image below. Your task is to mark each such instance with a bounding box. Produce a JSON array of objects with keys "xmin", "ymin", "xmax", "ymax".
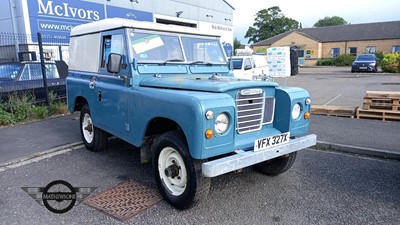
[
  {"xmin": 158, "ymin": 147, "xmax": 187, "ymax": 196},
  {"xmin": 82, "ymin": 113, "xmax": 94, "ymax": 144}
]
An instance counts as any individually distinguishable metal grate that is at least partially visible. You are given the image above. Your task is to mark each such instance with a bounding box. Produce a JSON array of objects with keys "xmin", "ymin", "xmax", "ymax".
[
  {"xmin": 235, "ymin": 89, "xmax": 274, "ymax": 134},
  {"xmin": 84, "ymin": 181, "xmax": 162, "ymax": 221}
]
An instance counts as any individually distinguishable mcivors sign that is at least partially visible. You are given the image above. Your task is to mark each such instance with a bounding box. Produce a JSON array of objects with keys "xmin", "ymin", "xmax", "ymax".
[
  {"xmin": 27, "ymin": 0, "xmax": 153, "ymax": 42},
  {"xmin": 37, "ymin": 0, "xmax": 101, "ymax": 21}
]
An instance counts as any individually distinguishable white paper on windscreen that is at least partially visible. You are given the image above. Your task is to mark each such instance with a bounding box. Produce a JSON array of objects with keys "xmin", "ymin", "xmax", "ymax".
[{"xmin": 132, "ymin": 35, "xmax": 164, "ymax": 54}]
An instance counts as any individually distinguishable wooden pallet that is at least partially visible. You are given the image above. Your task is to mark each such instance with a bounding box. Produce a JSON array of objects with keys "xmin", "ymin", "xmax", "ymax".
[
  {"xmin": 362, "ymin": 98, "xmax": 400, "ymax": 111},
  {"xmin": 365, "ymin": 91, "xmax": 400, "ymax": 99},
  {"xmin": 356, "ymin": 109, "xmax": 400, "ymax": 121},
  {"xmin": 311, "ymin": 105, "xmax": 358, "ymax": 118},
  {"xmin": 362, "ymin": 91, "xmax": 400, "ymax": 111}
]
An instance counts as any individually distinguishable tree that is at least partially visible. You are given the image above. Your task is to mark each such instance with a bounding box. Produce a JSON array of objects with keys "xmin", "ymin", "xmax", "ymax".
[
  {"xmin": 245, "ymin": 6, "xmax": 299, "ymax": 44},
  {"xmin": 233, "ymin": 37, "xmax": 242, "ymax": 55},
  {"xmin": 314, "ymin": 16, "xmax": 348, "ymax": 27}
]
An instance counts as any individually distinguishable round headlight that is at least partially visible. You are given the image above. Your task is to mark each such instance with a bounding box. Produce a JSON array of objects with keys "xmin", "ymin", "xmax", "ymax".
[
  {"xmin": 305, "ymin": 98, "xmax": 311, "ymax": 105},
  {"xmin": 292, "ymin": 103, "xmax": 301, "ymax": 120},
  {"xmin": 215, "ymin": 113, "xmax": 229, "ymax": 135}
]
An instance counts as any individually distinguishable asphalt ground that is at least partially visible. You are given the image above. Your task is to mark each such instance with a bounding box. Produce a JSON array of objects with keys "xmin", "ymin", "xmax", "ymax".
[
  {"xmin": 0, "ymin": 139, "xmax": 399, "ymax": 225},
  {"xmin": 274, "ymin": 66, "xmax": 400, "ymax": 107}
]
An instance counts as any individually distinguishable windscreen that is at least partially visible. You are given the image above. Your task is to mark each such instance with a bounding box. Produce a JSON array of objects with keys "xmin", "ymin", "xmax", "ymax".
[
  {"xmin": 181, "ymin": 36, "xmax": 227, "ymax": 64},
  {"xmin": 356, "ymin": 55, "xmax": 375, "ymax": 61},
  {"xmin": 128, "ymin": 30, "xmax": 226, "ymax": 64},
  {"xmin": 130, "ymin": 32, "xmax": 184, "ymax": 63},
  {"xmin": 0, "ymin": 64, "xmax": 22, "ymax": 81}
]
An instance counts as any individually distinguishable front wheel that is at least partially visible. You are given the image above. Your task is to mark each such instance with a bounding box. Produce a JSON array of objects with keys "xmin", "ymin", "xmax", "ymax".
[
  {"xmin": 253, "ymin": 152, "xmax": 297, "ymax": 176},
  {"xmin": 80, "ymin": 104, "xmax": 108, "ymax": 152},
  {"xmin": 152, "ymin": 131, "xmax": 210, "ymax": 209}
]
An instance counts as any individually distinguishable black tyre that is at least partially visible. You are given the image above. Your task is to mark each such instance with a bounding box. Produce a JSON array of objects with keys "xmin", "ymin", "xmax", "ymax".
[
  {"xmin": 253, "ymin": 152, "xmax": 297, "ymax": 176},
  {"xmin": 80, "ymin": 104, "xmax": 108, "ymax": 152},
  {"xmin": 152, "ymin": 131, "xmax": 210, "ymax": 209}
]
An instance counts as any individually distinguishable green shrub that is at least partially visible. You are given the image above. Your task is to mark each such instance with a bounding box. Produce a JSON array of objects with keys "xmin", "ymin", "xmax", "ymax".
[
  {"xmin": 0, "ymin": 91, "xmax": 70, "ymax": 127},
  {"xmin": 316, "ymin": 59, "xmax": 336, "ymax": 66},
  {"xmin": 31, "ymin": 105, "xmax": 49, "ymax": 119},
  {"xmin": 0, "ymin": 104, "xmax": 15, "ymax": 126},
  {"xmin": 375, "ymin": 51, "xmax": 384, "ymax": 62},
  {"xmin": 335, "ymin": 54, "xmax": 355, "ymax": 66},
  {"xmin": 6, "ymin": 92, "xmax": 34, "ymax": 122},
  {"xmin": 381, "ymin": 53, "xmax": 400, "ymax": 73},
  {"xmin": 316, "ymin": 54, "xmax": 356, "ymax": 66},
  {"xmin": 49, "ymin": 100, "xmax": 69, "ymax": 115}
]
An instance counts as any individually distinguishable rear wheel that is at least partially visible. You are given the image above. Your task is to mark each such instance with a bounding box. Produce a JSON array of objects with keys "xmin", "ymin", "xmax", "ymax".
[
  {"xmin": 152, "ymin": 131, "xmax": 210, "ymax": 209},
  {"xmin": 80, "ymin": 104, "xmax": 108, "ymax": 152},
  {"xmin": 253, "ymin": 152, "xmax": 297, "ymax": 176}
]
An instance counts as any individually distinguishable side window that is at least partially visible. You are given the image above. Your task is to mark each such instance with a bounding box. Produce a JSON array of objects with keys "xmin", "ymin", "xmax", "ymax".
[
  {"xmin": 20, "ymin": 64, "xmax": 42, "ymax": 81},
  {"xmin": 331, "ymin": 48, "xmax": 340, "ymax": 58},
  {"xmin": 101, "ymin": 34, "xmax": 125, "ymax": 69},
  {"xmin": 45, "ymin": 64, "xmax": 60, "ymax": 79},
  {"xmin": 244, "ymin": 58, "xmax": 252, "ymax": 68},
  {"xmin": 251, "ymin": 58, "xmax": 256, "ymax": 68},
  {"xmin": 392, "ymin": 45, "xmax": 400, "ymax": 53},
  {"xmin": 20, "ymin": 64, "xmax": 60, "ymax": 81},
  {"xmin": 348, "ymin": 47, "xmax": 357, "ymax": 56},
  {"xmin": 365, "ymin": 46, "xmax": 376, "ymax": 54}
]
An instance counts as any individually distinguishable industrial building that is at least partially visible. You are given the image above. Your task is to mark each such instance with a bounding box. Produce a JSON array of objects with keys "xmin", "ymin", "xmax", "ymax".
[{"xmin": 1, "ymin": 0, "xmax": 235, "ymax": 62}]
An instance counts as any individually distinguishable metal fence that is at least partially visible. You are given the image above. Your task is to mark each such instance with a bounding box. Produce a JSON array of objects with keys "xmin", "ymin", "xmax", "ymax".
[{"xmin": 0, "ymin": 33, "xmax": 69, "ymax": 104}]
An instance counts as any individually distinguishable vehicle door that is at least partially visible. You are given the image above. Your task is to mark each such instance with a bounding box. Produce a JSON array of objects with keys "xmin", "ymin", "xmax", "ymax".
[{"xmin": 92, "ymin": 30, "xmax": 130, "ymax": 137}]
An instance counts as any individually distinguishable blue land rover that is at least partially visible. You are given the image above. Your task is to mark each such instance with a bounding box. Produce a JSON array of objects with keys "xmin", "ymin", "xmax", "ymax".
[{"xmin": 67, "ymin": 18, "xmax": 316, "ymax": 209}]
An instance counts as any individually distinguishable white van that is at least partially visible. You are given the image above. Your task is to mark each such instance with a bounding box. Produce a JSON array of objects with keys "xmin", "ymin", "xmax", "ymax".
[{"xmin": 231, "ymin": 55, "xmax": 269, "ymax": 80}]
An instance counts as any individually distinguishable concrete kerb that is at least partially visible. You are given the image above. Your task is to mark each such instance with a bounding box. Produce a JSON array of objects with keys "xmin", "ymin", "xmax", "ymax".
[
  {"xmin": 315, "ymin": 141, "xmax": 400, "ymax": 160},
  {"xmin": 1, "ymin": 139, "xmax": 398, "ymax": 173},
  {"xmin": 0, "ymin": 141, "xmax": 84, "ymax": 172}
]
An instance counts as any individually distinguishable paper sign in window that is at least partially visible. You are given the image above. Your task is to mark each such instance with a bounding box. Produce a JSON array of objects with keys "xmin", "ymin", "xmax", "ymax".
[{"xmin": 132, "ymin": 35, "xmax": 164, "ymax": 54}]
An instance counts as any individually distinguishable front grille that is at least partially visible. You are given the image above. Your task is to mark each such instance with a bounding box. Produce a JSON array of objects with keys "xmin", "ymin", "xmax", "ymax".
[{"xmin": 235, "ymin": 89, "xmax": 275, "ymax": 134}]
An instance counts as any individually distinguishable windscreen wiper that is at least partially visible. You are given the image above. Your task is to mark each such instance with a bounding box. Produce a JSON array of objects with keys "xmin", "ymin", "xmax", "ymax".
[
  {"xmin": 159, "ymin": 59, "xmax": 184, "ymax": 65},
  {"xmin": 189, "ymin": 61, "xmax": 213, "ymax": 66}
]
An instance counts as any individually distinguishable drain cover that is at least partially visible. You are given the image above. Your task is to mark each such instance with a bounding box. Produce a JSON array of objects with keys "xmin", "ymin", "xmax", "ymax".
[{"xmin": 84, "ymin": 181, "xmax": 162, "ymax": 221}]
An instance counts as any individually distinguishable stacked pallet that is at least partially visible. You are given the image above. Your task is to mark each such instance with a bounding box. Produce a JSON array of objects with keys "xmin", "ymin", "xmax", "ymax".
[
  {"xmin": 357, "ymin": 91, "xmax": 400, "ymax": 121},
  {"xmin": 311, "ymin": 105, "xmax": 358, "ymax": 118}
]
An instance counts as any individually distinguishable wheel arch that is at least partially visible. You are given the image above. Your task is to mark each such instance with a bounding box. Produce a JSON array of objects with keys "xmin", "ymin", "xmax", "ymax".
[
  {"xmin": 141, "ymin": 117, "xmax": 191, "ymax": 158},
  {"xmin": 72, "ymin": 96, "xmax": 88, "ymax": 112}
]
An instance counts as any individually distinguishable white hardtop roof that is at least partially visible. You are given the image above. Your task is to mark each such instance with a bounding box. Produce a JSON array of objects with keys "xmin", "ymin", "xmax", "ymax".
[{"xmin": 71, "ymin": 18, "xmax": 220, "ymax": 38}]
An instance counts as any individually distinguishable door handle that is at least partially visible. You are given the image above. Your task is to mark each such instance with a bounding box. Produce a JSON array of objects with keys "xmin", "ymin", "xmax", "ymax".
[
  {"xmin": 89, "ymin": 77, "xmax": 96, "ymax": 89},
  {"xmin": 97, "ymin": 90, "xmax": 102, "ymax": 102}
]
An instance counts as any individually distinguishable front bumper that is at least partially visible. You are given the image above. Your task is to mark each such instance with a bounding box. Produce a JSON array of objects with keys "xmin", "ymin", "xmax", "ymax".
[
  {"xmin": 202, "ymin": 134, "xmax": 317, "ymax": 177},
  {"xmin": 352, "ymin": 65, "xmax": 375, "ymax": 71}
]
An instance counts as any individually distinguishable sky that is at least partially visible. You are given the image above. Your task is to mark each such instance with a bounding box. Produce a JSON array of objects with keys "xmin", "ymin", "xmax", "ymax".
[{"xmin": 228, "ymin": 0, "xmax": 400, "ymax": 44}]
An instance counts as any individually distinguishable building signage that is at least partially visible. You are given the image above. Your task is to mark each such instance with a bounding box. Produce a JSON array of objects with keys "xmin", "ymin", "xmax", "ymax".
[{"xmin": 28, "ymin": 0, "xmax": 153, "ymax": 42}]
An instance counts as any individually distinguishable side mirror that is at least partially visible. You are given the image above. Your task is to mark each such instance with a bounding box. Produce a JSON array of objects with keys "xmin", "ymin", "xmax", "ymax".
[
  {"xmin": 244, "ymin": 64, "xmax": 252, "ymax": 70},
  {"xmin": 107, "ymin": 53, "xmax": 122, "ymax": 74}
]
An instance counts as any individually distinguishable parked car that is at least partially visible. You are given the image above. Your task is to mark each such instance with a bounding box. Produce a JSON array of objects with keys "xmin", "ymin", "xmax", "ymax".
[
  {"xmin": 351, "ymin": 54, "xmax": 379, "ymax": 73},
  {"xmin": 0, "ymin": 62, "xmax": 66, "ymax": 102},
  {"xmin": 231, "ymin": 55, "xmax": 269, "ymax": 80}
]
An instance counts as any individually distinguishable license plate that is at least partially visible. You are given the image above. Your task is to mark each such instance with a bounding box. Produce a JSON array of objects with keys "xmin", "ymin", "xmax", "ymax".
[
  {"xmin": 359, "ymin": 67, "xmax": 367, "ymax": 69},
  {"xmin": 254, "ymin": 132, "xmax": 290, "ymax": 152}
]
